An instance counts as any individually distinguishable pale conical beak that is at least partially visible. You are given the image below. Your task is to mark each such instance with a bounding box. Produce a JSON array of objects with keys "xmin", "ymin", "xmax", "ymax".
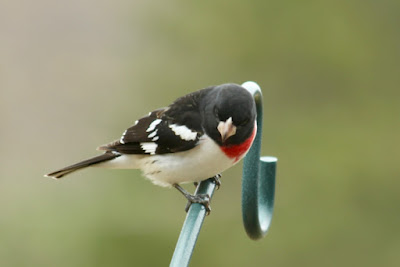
[{"xmin": 217, "ymin": 117, "xmax": 237, "ymax": 143}]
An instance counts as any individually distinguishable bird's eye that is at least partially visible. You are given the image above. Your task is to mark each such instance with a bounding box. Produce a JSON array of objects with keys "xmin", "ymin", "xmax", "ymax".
[{"xmin": 238, "ymin": 118, "xmax": 250, "ymax": 126}]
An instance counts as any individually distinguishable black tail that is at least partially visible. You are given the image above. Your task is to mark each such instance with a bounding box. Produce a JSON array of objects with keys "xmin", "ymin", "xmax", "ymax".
[{"xmin": 45, "ymin": 152, "xmax": 120, "ymax": 179}]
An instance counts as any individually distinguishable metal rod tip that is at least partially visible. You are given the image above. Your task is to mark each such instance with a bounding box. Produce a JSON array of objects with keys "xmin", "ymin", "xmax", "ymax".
[
  {"xmin": 260, "ymin": 156, "xmax": 278, "ymax": 163},
  {"xmin": 241, "ymin": 81, "xmax": 261, "ymax": 95}
]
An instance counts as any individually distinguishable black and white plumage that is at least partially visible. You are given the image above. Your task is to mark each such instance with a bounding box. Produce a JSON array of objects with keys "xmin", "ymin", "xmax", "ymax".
[{"xmin": 45, "ymin": 83, "xmax": 257, "ymax": 189}]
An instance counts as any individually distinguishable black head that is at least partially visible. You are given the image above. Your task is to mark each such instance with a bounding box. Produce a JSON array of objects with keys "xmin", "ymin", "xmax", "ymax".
[{"xmin": 201, "ymin": 83, "xmax": 256, "ymax": 146}]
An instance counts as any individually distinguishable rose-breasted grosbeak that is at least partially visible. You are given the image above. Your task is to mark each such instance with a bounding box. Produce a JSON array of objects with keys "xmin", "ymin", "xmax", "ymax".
[{"xmin": 45, "ymin": 83, "xmax": 257, "ymax": 212}]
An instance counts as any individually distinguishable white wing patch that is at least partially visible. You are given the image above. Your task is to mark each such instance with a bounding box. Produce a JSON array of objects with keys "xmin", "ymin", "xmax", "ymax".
[
  {"xmin": 149, "ymin": 130, "xmax": 159, "ymax": 141},
  {"xmin": 120, "ymin": 130, "xmax": 128, "ymax": 144},
  {"xmin": 146, "ymin": 119, "xmax": 162, "ymax": 132},
  {"xmin": 148, "ymin": 130, "xmax": 158, "ymax": 138},
  {"xmin": 140, "ymin": 142, "xmax": 158, "ymax": 155},
  {"xmin": 169, "ymin": 124, "xmax": 197, "ymax": 141}
]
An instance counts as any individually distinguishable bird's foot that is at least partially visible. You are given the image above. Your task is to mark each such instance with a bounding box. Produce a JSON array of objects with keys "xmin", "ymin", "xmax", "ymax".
[
  {"xmin": 173, "ymin": 184, "xmax": 211, "ymax": 215},
  {"xmin": 212, "ymin": 174, "xmax": 222, "ymax": 190},
  {"xmin": 184, "ymin": 193, "xmax": 211, "ymax": 214}
]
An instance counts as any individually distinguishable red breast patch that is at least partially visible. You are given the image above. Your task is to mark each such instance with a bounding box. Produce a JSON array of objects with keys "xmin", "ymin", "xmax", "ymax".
[{"xmin": 220, "ymin": 123, "xmax": 257, "ymax": 162}]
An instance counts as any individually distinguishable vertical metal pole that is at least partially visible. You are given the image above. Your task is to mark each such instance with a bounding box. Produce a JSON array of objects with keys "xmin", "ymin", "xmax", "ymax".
[{"xmin": 170, "ymin": 178, "xmax": 217, "ymax": 267}]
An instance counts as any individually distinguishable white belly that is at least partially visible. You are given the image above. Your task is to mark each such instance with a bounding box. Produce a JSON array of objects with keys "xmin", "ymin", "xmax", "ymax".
[{"xmin": 99, "ymin": 136, "xmax": 236, "ymax": 187}]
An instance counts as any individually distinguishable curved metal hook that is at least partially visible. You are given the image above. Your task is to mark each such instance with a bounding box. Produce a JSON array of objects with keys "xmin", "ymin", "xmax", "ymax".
[
  {"xmin": 241, "ymin": 81, "xmax": 277, "ymax": 240},
  {"xmin": 171, "ymin": 82, "xmax": 277, "ymax": 267}
]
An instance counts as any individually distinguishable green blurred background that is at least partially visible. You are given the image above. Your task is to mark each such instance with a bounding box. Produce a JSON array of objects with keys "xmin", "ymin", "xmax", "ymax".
[{"xmin": 1, "ymin": 0, "xmax": 399, "ymax": 266}]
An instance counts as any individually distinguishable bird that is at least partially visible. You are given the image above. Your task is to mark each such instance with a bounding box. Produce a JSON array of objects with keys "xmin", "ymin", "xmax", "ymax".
[{"xmin": 45, "ymin": 83, "xmax": 257, "ymax": 213}]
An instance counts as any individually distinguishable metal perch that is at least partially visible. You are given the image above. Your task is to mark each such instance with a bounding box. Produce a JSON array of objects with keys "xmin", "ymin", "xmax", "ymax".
[{"xmin": 170, "ymin": 81, "xmax": 277, "ymax": 266}]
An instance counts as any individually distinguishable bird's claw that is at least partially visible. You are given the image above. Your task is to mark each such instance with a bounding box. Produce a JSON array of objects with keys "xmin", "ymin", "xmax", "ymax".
[
  {"xmin": 184, "ymin": 175, "xmax": 220, "ymax": 214},
  {"xmin": 184, "ymin": 193, "xmax": 211, "ymax": 215},
  {"xmin": 212, "ymin": 174, "xmax": 222, "ymax": 190}
]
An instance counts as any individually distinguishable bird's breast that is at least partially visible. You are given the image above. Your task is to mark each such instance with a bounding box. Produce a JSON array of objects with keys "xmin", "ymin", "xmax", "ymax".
[{"xmin": 219, "ymin": 123, "xmax": 257, "ymax": 162}]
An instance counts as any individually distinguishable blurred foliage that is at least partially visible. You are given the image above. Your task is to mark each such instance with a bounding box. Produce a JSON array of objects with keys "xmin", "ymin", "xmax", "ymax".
[{"xmin": 1, "ymin": 0, "xmax": 399, "ymax": 266}]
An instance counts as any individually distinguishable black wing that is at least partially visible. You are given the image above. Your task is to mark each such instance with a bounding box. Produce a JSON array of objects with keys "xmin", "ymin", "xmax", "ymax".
[{"xmin": 99, "ymin": 89, "xmax": 211, "ymax": 155}]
